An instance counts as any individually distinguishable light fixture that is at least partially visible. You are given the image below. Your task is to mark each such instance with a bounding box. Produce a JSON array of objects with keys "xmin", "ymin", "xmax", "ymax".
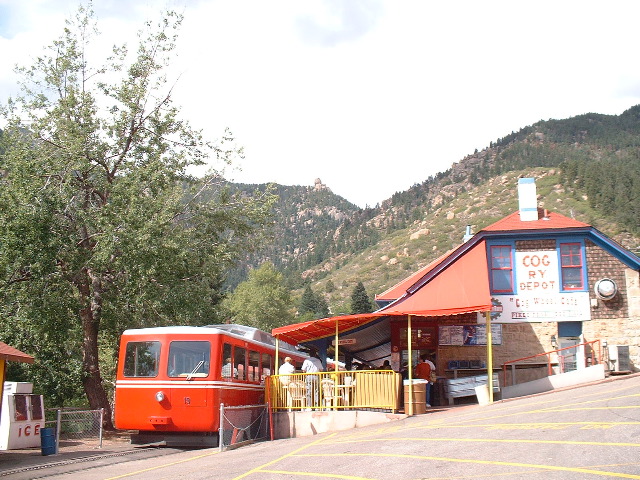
[
  {"xmin": 155, "ymin": 391, "xmax": 166, "ymax": 403},
  {"xmin": 550, "ymin": 335, "xmax": 558, "ymax": 349},
  {"xmin": 595, "ymin": 278, "xmax": 617, "ymax": 300}
]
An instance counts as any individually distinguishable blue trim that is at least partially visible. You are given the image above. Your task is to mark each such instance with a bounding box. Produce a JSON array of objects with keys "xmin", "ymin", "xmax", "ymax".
[
  {"xmin": 518, "ymin": 177, "xmax": 535, "ymax": 184},
  {"xmin": 586, "ymin": 229, "xmax": 640, "ymax": 270}
]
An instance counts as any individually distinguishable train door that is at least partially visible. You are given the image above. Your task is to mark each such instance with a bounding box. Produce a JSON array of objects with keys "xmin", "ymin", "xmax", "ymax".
[{"xmin": 167, "ymin": 340, "xmax": 212, "ymax": 430}]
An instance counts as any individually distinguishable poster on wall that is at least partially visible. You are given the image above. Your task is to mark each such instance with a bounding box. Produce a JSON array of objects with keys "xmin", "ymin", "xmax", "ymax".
[
  {"xmin": 489, "ymin": 249, "xmax": 591, "ymax": 323},
  {"xmin": 396, "ymin": 325, "xmax": 438, "ymax": 349},
  {"xmin": 438, "ymin": 324, "xmax": 502, "ymax": 346}
]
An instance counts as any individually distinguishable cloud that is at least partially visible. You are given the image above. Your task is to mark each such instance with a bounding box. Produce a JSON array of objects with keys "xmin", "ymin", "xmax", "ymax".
[{"xmin": 295, "ymin": 0, "xmax": 383, "ymax": 47}]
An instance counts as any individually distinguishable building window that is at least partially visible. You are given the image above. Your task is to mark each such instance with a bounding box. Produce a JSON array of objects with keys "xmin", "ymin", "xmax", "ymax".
[
  {"xmin": 490, "ymin": 245, "xmax": 514, "ymax": 293},
  {"xmin": 560, "ymin": 243, "xmax": 584, "ymax": 290}
]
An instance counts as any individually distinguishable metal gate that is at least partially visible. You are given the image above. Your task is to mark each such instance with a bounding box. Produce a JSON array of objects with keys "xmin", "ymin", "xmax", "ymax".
[{"xmin": 218, "ymin": 404, "xmax": 269, "ymax": 451}]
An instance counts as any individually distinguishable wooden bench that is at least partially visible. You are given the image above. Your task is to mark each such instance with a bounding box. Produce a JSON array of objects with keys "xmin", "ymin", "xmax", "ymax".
[{"xmin": 442, "ymin": 374, "xmax": 500, "ymax": 405}]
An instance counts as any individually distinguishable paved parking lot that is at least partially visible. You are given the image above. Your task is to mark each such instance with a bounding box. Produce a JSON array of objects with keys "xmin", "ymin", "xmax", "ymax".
[{"xmin": 3, "ymin": 373, "xmax": 640, "ymax": 479}]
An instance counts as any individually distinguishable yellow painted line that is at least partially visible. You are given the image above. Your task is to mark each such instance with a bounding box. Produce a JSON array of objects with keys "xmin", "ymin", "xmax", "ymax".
[
  {"xmin": 538, "ymin": 405, "xmax": 640, "ymax": 412},
  {"xmin": 103, "ymin": 449, "xmax": 221, "ymax": 480},
  {"xmin": 295, "ymin": 453, "xmax": 640, "ymax": 479},
  {"xmin": 333, "ymin": 436, "xmax": 640, "ymax": 448},
  {"xmin": 428, "ymin": 403, "xmax": 639, "ymax": 426},
  {"xmin": 414, "ymin": 421, "xmax": 640, "ymax": 429},
  {"xmin": 413, "ymin": 390, "xmax": 640, "ymax": 428},
  {"xmin": 260, "ymin": 469, "xmax": 376, "ymax": 480},
  {"xmin": 231, "ymin": 432, "xmax": 337, "ymax": 480}
]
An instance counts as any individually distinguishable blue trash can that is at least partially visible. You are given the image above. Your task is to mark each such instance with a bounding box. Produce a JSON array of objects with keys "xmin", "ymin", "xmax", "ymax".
[{"xmin": 41, "ymin": 427, "xmax": 56, "ymax": 456}]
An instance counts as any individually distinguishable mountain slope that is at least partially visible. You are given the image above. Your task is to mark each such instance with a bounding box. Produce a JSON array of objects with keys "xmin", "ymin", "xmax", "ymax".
[{"xmin": 225, "ymin": 106, "xmax": 640, "ymax": 313}]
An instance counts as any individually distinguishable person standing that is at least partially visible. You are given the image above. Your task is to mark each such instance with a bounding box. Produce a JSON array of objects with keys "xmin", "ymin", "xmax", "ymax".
[
  {"xmin": 415, "ymin": 355, "xmax": 433, "ymax": 407},
  {"xmin": 301, "ymin": 352, "xmax": 323, "ymax": 407},
  {"xmin": 425, "ymin": 354, "xmax": 436, "ymax": 406},
  {"xmin": 279, "ymin": 356, "xmax": 295, "ymax": 384}
]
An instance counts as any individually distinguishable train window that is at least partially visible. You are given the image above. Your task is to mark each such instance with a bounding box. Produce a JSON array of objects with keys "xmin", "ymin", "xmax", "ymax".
[
  {"xmin": 235, "ymin": 347, "xmax": 246, "ymax": 381},
  {"xmin": 168, "ymin": 341, "xmax": 210, "ymax": 378},
  {"xmin": 221, "ymin": 343, "xmax": 237, "ymax": 378},
  {"xmin": 261, "ymin": 353, "xmax": 272, "ymax": 383},
  {"xmin": 124, "ymin": 341, "xmax": 161, "ymax": 377},
  {"xmin": 248, "ymin": 351, "xmax": 260, "ymax": 382}
]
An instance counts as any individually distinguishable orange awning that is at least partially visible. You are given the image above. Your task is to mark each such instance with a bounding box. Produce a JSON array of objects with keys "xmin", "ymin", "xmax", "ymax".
[{"xmin": 272, "ymin": 312, "xmax": 388, "ymax": 345}]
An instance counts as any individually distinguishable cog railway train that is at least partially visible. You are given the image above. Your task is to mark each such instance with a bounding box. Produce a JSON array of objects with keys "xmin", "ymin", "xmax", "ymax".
[{"xmin": 114, "ymin": 324, "xmax": 305, "ymax": 446}]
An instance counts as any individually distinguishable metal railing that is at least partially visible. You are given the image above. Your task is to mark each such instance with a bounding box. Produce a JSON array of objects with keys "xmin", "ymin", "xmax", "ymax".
[
  {"xmin": 45, "ymin": 408, "xmax": 104, "ymax": 452},
  {"xmin": 267, "ymin": 370, "xmax": 400, "ymax": 412},
  {"xmin": 502, "ymin": 339, "xmax": 601, "ymax": 387}
]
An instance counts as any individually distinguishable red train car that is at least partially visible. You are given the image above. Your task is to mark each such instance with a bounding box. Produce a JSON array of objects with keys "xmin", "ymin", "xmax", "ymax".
[{"xmin": 114, "ymin": 324, "xmax": 304, "ymax": 446}]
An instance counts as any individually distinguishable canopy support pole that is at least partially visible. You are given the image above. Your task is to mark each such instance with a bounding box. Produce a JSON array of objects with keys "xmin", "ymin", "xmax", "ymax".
[
  {"xmin": 485, "ymin": 311, "xmax": 494, "ymax": 404},
  {"xmin": 275, "ymin": 337, "xmax": 280, "ymax": 373},
  {"xmin": 335, "ymin": 319, "xmax": 339, "ymax": 374},
  {"xmin": 334, "ymin": 319, "xmax": 340, "ymax": 409},
  {"xmin": 407, "ymin": 314, "xmax": 414, "ymax": 416}
]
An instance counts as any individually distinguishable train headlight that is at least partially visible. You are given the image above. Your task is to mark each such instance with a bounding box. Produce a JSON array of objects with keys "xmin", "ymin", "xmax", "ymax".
[{"xmin": 155, "ymin": 391, "xmax": 166, "ymax": 403}]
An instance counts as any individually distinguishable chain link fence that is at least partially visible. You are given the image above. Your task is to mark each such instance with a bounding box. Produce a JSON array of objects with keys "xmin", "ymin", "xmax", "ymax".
[
  {"xmin": 218, "ymin": 404, "xmax": 269, "ymax": 451},
  {"xmin": 45, "ymin": 408, "xmax": 104, "ymax": 453}
]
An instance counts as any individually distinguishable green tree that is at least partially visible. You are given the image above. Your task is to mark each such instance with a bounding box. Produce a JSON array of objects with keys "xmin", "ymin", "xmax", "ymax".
[
  {"xmin": 351, "ymin": 281, "xmax": 373, "ymax": 314},
  {"xmin": 299, "ymin": 285, "xmax": 317, "ymax": 316},
  {"xmin": 315, "ymin": 294, "xmax": 330, "ymax": 318},
  {"xmin": 298, "ymin": 284, "xmax": 329, "ymax": 320},
  {"xmin": 325, "ymin": 280, "xmax": 335, "ymax": 293},
  {"xmin": 0, "ymin": 6, "xmax": 275, "ymax": 426},
  {"xmin": 222, "ymin": 262, "xmax": 294, "ymax": 331}
]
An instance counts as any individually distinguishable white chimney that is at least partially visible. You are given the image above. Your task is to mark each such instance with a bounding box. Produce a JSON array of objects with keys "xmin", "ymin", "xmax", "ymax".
[
  {"xmin": 518, "ymin": 177, "xmax": 538, "ymax": 221},
  {"xmin": 463, "ymin": 225, "xmax": 473, "ymax": 242}
]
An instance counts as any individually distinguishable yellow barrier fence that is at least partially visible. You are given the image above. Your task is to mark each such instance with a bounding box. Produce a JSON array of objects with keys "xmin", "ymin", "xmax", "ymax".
[{"xmin": 268, "ymin": 370, "xmax": 401, "ymax": 412}]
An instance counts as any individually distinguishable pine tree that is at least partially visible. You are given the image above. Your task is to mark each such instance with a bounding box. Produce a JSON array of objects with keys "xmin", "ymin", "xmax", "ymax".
[
  {"xmin": 351, "ymin": 282, "xmax": 373, "ymax": 314},
  {"xmin": 299, "ymin": 285, "xmax": 317, "ymax": 315}
]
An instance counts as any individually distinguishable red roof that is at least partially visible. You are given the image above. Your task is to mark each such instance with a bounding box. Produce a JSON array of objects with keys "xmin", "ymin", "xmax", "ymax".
[
  {"xmin": 482, "ymin": 208, "xmax": 589, "ymax": 232},
  {"xmin": 0, "ymin": 342, "xmax": 34, "ymax": 364}
]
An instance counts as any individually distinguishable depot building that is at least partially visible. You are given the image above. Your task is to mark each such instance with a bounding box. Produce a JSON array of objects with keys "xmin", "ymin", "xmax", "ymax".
[{"xmin": 273, "ymin": 177, "xmax": 640, "ymax": 398}]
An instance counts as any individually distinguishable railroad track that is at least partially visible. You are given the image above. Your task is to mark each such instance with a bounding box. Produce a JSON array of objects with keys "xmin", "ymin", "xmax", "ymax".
[{"xmin": 0, "ymin": 446, "xmax": 187, "ymax": 478}]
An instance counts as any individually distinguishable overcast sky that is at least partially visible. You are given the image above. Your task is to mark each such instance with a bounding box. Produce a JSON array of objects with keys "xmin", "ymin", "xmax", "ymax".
[{"xmin": 1, "ymin": 1, "xmax": 640, "ymax": 208}]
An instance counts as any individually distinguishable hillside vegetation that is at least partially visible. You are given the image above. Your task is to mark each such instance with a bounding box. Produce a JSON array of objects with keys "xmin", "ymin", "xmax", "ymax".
[{"xmin": 227, "ymin": 106, "xmax": 640, "ymax": 315}]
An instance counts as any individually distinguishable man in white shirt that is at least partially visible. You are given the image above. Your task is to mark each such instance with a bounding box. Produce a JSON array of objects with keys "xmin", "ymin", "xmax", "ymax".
[
  {"xmin": 301, "ymin": 354, "xmax": 322, "ymax": 374},
  {"xmin": 279, "ymin": 356, "xmax": 295, "ymax": 385},
  {"xmin": 301, "ymin": 353, "xmax": 323, "ymax": 406}
]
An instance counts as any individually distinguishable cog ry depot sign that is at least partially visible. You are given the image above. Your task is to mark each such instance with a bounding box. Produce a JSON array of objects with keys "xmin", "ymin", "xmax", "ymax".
[{"xmin": 488, "ymin": 249, "xmax": 591, "ymax": 323}]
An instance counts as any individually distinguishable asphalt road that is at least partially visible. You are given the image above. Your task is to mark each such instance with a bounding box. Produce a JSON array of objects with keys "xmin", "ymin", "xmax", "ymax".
[{"xmin": 7, "ymin": 373, "xmax": 640, "ymax": 480}]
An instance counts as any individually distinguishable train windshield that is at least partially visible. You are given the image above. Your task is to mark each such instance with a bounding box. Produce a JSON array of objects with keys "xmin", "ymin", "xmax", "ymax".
[
  {"xmin": 168, "ymin": 341, "xmax": 210, "ymax": 378},
  {"xmin": 124, "ymin": 341, "xmax": 161, "ymax": 377}
]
